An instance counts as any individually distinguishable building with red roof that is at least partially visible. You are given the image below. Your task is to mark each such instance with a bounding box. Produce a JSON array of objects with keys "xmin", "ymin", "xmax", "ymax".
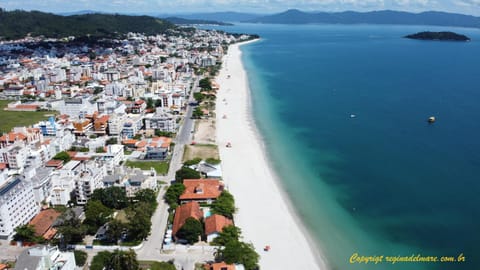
[
  {"xmin": 204, "ymin": 214, "xmax": 233, "ymax": 242},
  {"xmin": 28, "ymin": 209, "xmax": 61, "ymax": 240},
  {"xmin": 204, "ymin": 262, "xmax": 236, "ymax": 270},
  {"xmin": 179, "ymin": 179, "xmax": 224, "ymax": 203},
  {"xmin": 172, "ymin": 201, "xmax": 203, "ymax": 241}
]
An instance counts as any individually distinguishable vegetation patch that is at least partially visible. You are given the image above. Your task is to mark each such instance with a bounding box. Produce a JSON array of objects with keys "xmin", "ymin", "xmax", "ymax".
[
  {"xmin": 183, "ymin": 144, "xmax": 219, "ymax": 162},
  {"xmin": 0, "ymin": 100, "xmax": 56, "ymax": 133},
  {"xmin": 125, "ymin": 160, "xmax": 169, "ymax": 175}
]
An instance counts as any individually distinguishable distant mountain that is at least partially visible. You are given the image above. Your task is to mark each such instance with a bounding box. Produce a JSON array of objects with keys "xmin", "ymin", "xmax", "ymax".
[
  {"xmin": 248, "ymin": 9, "xmax": 480, "ymax": 28},
  {"xmin": 163, "ymin": 17, "xmax": 233, "ymax": 26},
  {"xmin": 0, "ymin": 9, "xmax": 177, "ymax": 40},
  {"xmin": 172, "ymin": 12, "xmax": 263, "ymax": 22},
  {"xmin": 58, "ymin": 10, "xmax": 99, "ymax": 16}
]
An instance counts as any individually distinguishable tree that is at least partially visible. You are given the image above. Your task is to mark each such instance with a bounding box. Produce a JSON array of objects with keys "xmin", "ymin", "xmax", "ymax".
[
  {"xmin": 107, "ymin": 249, "xmax": 139, "ymax": 270},
  {"xmin": 211, "ymin": 190, "xmax": 235, "ymax": 219},
  {"xmin": 205, "ymin": 158, "xmax": 221, "ymax": 165},
  {"xmin": 56, "ymin": 216, "xmax": 87, "ymax": 245},
  {"xmin": 175, "ymin": 166, "xmax": 200, "ymax": 182},
  {"xmin": 126, "ymin": 207, "xmax": 151, "ymax": 241},
  {"xmin": 192, "ymin": 107, "xmax": 203, "ymax": 119},
  {"xmin": 104, "ymin": 220, "xmax": 127, "ymax": 244},
  {"xmin": 106, "ymin": 137, "xmax": 118, "ymax": 145},
  {"xmin": 134, "ymin": 189, "xmax": 157, "ymax": 205},
  {"xmin": 199, "ymin": 77, "xmax": 212, "ymax": 90},
  {"xmin": 96, "ymin": 147, "xmax": 106, "ymax": 153},
  {"xmin": 146, "ymin": 97, "xmax": 154, "ymax": 110},
  {"xmin": 83, "ymin": 200, "xmax": 113, "ymax": 234},
  {"xmin": 215, "ymin": 241, "xmax": 259, "ymax": 270},
  {"xmin": 164, "ymin": 183, "xmax": 185, "ymax": 206},
  {"xmin": 211, "ymin": 225, "xmax": 242, "ymax": 246},
  {"xmin": 13, "ymin": 224, "xmax": 37, "ymax": 242},
  {"xmin": 90, "ymin": 251, "xmax": 112, "ymax": 270},
  {"xmin": 52, "ymin": 151, "xmax": 71, "ymax": 163},
  {"xmin": 74, "ymin": 250, "xmax": 88, "ymax": 267},
  {"xmin": 193, "ymin": 92, "xmax": 205, "ymax": 102},
  {"xmin": 183, "ymin": 158, "xmax": 202, "ymax": 166},
  {"xmin": 91, "ymin": 187, "xmax": 128, "ymax": 209},
  {"xmin": 176, "ymin": 217, "xmax": 203, "ymax": 244}
]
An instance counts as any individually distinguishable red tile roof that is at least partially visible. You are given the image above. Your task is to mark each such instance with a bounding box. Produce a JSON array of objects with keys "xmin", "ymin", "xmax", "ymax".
[
  {"xmin": 45, "ymin": 159, "xmax": 63, "ymax": 168},
  {"xmin": 0, "ymin": 132, "xmax": 27, "ymax": 142},
  {"xmin": 180, "ymin": 179, "xmax": 224, "ymax": 201},
  {"xmin": 172, "ymin": 202, "xmax": 203, "ymax": 237},
  {"xmin": 204, "ymin": 262, "xmax": 235, "ymax": 270},
  {"xmin": 29, "ymin": 209, "xmax": 61, "ymax": 239},
  {"xmin": 0, "ymin": 163, "xmax": 7, "ymax": 170},
  {"xmin": 204, "ymin": 214, "xmax": 233, "ymax": 236}
]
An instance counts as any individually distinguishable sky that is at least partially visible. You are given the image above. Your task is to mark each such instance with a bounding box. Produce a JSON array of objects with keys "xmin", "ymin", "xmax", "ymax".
[{"xmin": 2, "ymin": 0, "xmax": 480, "ymax": 16}]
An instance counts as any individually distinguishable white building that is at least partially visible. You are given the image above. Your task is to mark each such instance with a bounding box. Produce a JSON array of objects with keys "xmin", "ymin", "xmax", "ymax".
[
  {"xmin": 0, "ymin": 177, "xmax": 39, "ymax": 239},
  {"xmin": 55, "ymin": 98, "xmax": 95, "ymax": 118},
  {"xmin": 144, "ymin": 111, "xmax": 177, "ymax": 132},
  {"xmin": 49, "ymin": 162, "xmax": 79, "ymax": 206},
  {"xmin": 95, "ymin": 144, "xmax": 124, "ymax": 175},
  {"xmin": 75, "ymin": 161, "xmax": 106, "ymax": 205},
  {"xmin": 14, "ymin": 245, "xmax": 76, "ymax": 270}
]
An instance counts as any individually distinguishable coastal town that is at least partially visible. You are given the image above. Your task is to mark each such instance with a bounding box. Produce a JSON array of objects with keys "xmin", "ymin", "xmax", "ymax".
[{"xmin": 0, "ymin": 26, "xmax": 261, "ymax": 270}]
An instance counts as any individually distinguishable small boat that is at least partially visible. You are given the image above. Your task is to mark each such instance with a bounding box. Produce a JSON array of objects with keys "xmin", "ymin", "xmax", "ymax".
[
  {"xmin": 226, "ymin": 142, "xmax": 232, "ymax": 148},
  {"xmin": 350, "ymin": 114, "xmax": 356, "ymax": 118},
  {"xmin": 222, "ymin": 114, "xmax": 227, "ymax": 119},
  {"xmin": 428, "ymin": 116, "xmax": 436, "ymax": 123},
  {"xmin": 264, "ymin": 245, "xmax": 271, "ymax": 251}
]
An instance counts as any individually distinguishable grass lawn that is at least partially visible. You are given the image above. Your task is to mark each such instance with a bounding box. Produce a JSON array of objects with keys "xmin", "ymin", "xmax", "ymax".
[
  {"xmin": 138, "ymin": 261, "xmax": 176, "ymax": 270},
  {"xmin": 114, "ymin": 210, "xmax": 128, "ymax": 223},
  {"xmin": 0, "ymin": 100, "xmax": 57, "ymax": 133},
  {"xmin": 183, "ymin": 144, "xmax": 219, "ymax": 162},
  {"xmin": 125, "ymin": 160, "xmax": 169, "ymax": 175}
]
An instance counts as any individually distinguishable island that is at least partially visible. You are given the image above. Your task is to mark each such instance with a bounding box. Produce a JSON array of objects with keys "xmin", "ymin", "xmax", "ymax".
[{"xmin": 404, "ymin": 31, "xmax": 470, "ymax": 41}]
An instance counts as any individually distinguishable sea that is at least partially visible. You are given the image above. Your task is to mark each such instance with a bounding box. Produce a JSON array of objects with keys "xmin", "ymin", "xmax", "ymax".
[{"xmin": 206, "ymin": 23, "xmax": 480, "ymax": 270}]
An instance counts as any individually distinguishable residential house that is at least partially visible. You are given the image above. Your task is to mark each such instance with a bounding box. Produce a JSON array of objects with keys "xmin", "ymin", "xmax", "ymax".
[
  {"xmin": 179, "ymin": 179, "xmax": 224, "ymax": 204},
  {"xmin": 204, "ymin": 214, "xmax": 233, "ymax": 243},
  {"xmin": 172, "ymin": 201, "xmax": 203, "ymax": 241},
  {"xmin": 28, "ymin": 209, "xmax": 61, "ymax": 240},
  {"xmin": 14, "ymin": 245, "xmax": 76, "ymax": 270}
]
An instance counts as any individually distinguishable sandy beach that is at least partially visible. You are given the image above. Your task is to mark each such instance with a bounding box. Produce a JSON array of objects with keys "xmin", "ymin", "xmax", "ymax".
[{"xmin": 216, "ymin": 41, "xmax": 327, "ymax": 269}]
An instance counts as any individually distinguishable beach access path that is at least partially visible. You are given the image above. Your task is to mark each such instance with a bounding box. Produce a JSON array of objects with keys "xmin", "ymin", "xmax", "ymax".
[{"xmin": 215, "ymin": 41, "xmax": 327, "ymax": 269}]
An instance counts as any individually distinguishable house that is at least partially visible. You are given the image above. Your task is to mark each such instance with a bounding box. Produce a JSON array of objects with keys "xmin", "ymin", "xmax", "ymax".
[
  {"xmin": 194, "ymin": 161, "xmax": 222, "ymax": 179},
  {"xmin": 204, "ymin": 214, "xmax": 233, "ymax": 243},
  {"xmin": 14, "ymin": 245, "xmax": 76, "ymax": 270},
  {"xmin": 28, "ymin": 209, "xmax": 61, "ymax": 240},
  {"xmin": 203, "ymin": 262, "xmax": 236, "ymax": 270},
  {"xmin": 172, "ymin": 201, "xmax": 203, "ymax": 241},
  {"xmin": 179, "ymin": 179, "xmax": 224, "ymax": 203}
]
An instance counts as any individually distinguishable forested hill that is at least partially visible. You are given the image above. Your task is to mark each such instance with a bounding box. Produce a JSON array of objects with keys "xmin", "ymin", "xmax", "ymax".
[
  {"xmin": 247, "ymin": 9, "xmax": 480, "ymax": 28},
  {"xmin": 0, "ymin": 9, "xmax": 177, "ymax": 40}
]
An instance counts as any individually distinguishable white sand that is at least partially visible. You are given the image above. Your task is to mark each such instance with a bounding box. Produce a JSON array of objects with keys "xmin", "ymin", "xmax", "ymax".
[{"xmin": 216, "ymin": 41, "xmax": 328, "ymax": 269}]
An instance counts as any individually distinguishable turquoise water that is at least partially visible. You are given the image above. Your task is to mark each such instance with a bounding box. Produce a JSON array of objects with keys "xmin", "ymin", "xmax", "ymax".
[{"xmin": 210, "ymin": 24, "xmax": 480, "ymax": 270}]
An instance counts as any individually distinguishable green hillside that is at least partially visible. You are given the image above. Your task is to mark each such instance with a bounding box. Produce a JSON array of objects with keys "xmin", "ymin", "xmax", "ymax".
[{"xmin": 0, "ymin": 9, "xmax": 177, "ymax": 40}]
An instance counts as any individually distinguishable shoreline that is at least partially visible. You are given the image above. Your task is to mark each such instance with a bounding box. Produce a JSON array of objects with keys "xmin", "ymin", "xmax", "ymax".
[{"xmin": 215, "ymin": 40, "xmax": 328, "ymax": 269}]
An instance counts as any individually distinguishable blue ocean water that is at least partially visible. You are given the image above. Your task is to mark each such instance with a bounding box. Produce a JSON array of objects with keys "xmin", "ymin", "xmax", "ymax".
[{"xmin": 209, "ymin": 24, "xmax": 480, "ymax": 270}]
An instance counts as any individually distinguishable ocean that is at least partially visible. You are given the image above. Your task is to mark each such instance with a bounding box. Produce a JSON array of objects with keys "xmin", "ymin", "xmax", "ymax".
[{"xmin": 208, "ymin": 23, "xmax": 480, "ymax": 270}]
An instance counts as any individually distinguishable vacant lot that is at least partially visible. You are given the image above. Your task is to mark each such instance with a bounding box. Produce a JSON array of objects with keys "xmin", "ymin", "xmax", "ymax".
[
  {"xmin": 125, "ymin": 160, "xmax": 169, "ymax": 175},
  {"xmin": 0, "ymin": 100, "xmax": 56, "ymax": 133},
  {"xmin": 183, "ymin": 144, "xmax": 219, "ymax": 162},
  {"xmin": 192, "ymin": 119, "xmax": 216, "ymax": 144}
]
